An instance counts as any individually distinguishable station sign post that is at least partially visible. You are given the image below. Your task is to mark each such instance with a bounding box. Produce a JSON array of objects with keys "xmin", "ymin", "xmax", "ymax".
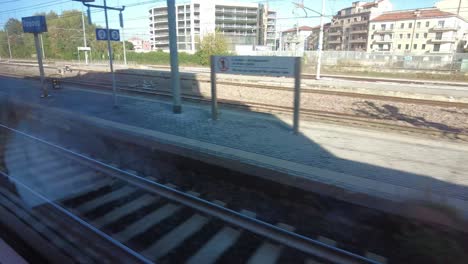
[
  {"xmin": 211, "ymin": 56, "xmax": 302, "ymax": 134},
  {"xmin": 22, "ymin": 16, "xmax": 49, "ymax": 98}
]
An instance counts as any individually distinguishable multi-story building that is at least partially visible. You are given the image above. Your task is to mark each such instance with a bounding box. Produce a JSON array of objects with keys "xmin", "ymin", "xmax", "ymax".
[
  {"xmin": 261, "ymin": 9, "xmax": 277, "ymax": 50},
  {"xmin": 280, "ymin": 26, "xmax": 315, "ymax": 52},
  {"xmin": 128, "ymin": 37, "xmax": 151, "ymax": 52},
  {"xmin": 367, "ymin": 8, "xmax": 468, "ymax": 53},
  {"xmin": 327, "ymin": 0, "xmax": 393, "ymax": 51},
  {"xmin": 436, "ymin": 0, "xmax": 468, "ymax": 21},
  {"xmin": 148, "ymin": 0, "xmax": 276, "ymax": 52},
  {"xmin": 306, "ymin": 23, "xmax": 331, "ymax": 50}
]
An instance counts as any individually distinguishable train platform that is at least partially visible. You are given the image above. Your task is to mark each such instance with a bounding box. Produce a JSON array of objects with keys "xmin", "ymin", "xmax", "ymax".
[{"xmin": 1, "ymin": 76, "xmax": 468, "ymax": 222}]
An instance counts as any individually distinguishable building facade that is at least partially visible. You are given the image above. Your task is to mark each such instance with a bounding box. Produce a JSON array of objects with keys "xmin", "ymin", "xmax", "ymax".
[
  {"xmin": 306, "ymin": 23, "xmax": 331, "ymax": 50},
  {"xmin": 280, "ymin": 26, "xmax": 315, "ymax": 52},
  {"xmin": 436, "ymin": 0, "xmax": 468, "ymax": 21},
  {"xmin": 327, "ymin": 0, "xmax": 393, "ymax": 51},
  {"xmin": 128, "ymin": 37, "xmax": 151, "ymax": 52},
  {"xmin": 148, "ymin": 0, "xmax": 276, "ymax": 52},
  {"xmin": 367, "ymin": 8, "xmax": 468, "ymax": 53}
]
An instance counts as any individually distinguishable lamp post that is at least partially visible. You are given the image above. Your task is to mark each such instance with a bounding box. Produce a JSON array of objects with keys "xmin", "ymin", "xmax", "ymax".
[{"xmin": 73, "ymin": 0, "xmax": 125, "ymax": 108}]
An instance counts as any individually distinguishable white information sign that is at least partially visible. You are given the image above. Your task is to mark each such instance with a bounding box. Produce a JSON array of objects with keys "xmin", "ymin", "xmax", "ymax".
[{"xmin": 213, "ymin": 56, "xmax": 296, "ymax": 77}]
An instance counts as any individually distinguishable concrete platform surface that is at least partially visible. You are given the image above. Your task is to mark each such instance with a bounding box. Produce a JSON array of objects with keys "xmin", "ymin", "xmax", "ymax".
[
  {"xmin": 1, "ymin": 76, "xmax": 468, "ymax": 218},
  {"xmin": 0, "ymin": 238, "xmax": 28, "ymax": 264}
]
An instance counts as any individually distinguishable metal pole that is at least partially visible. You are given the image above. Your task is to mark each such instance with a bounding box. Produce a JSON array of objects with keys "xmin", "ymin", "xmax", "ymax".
[
  {"xmin": 316, "ymin": 0, "xmax": 325, "ymax": 80},
  {"xmin": 210, "ymin": 56, "xmax": 218, "ymax": 120},
  {"xmin": 104, "ymin": 0, "xmax": 117, "ymax": 107},
  {"xmin": 409, "ymin": 13, "xmax": 418, "ymax": 53},
  {"xmin": 457, "ymin": 0, "xmax": 462, "ymax": 15},
  {"xmin": 34, "ymin": 33, "xmax": 48, "ymax": 98},
  {"xmin": 40, "ymin": 34, "xmax": 46, "ymax": 60},
  {"xmin": 6, "ymin": 29, "xmax": 12, "ymax": 60},
  {"xmin": 293, "ymin": 56, "xmax": 301, "ymax": 134},
  {"xmin": 167, "ymin": 0, "xmax": 181, "ymax": 113},
  {"xmin": 122, "ymin": 27, "xmax": 127, "ymax": 65},
  {"xmin": 81, "ymin": 10, "xmax": 89, "ymax": 65}
]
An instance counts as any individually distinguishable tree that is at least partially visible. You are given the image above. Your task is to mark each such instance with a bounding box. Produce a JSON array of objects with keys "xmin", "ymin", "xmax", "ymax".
[
  {"xmin": 195, "ymin": 32, "xmax": 230, "ymax": 65},
  {"xmin": 2, "ymin": 18, "xmax": 34, "ymax": 58}
]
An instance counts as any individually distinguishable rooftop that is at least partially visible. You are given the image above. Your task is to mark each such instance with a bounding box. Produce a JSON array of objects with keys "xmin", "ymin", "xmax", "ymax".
[
  {"xmin": 282, "ymin": 26, "xmax": 315, "ymax": 33},
  {"xmin": 371, "ymin": 8, "xmax": 458, "ymax": 22}
]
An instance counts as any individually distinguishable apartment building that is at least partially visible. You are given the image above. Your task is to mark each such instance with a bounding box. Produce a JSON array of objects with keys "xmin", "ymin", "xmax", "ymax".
[
  {"xmin": 436, "ymin": 0, "xmax": 468, "ymax": 21},
  {"xmin": 368, "ymin": 8, "xmax": 468, "ymax": 54},
  {"xmin": 306, "ymin": 23, "xmax": 331, "ymax": 50},
  {"xmin": 148, "ymin": 0, "xmax": 277, "ymax": 52},
  {"xmin": 280, "ymin": 26, "xmax": 315, "ymax": 52},
  {"xmin": 327, "ymin": 0, "xmax": 393, "ymax": 51}
]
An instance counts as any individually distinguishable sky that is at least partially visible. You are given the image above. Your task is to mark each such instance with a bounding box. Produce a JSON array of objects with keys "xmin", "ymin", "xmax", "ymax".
[{"xmin": 0, "ymin": 0, "xmax": 443, "ymax": 40}]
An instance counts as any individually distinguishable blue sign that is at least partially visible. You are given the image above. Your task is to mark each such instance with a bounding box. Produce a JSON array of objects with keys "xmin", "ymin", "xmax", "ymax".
[
  {"xmin": 96, "ymin": 28, "xmax": 120, "ymax": 41},
  {"xmin": 22, "ymin": 16, "xmax": 47, "ymax": 33}
]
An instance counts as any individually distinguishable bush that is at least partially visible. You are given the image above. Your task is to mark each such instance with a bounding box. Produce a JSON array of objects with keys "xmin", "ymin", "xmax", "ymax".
[{"xmin": 195, "ymin": 32, "xmax": 230, "ymax": 66}]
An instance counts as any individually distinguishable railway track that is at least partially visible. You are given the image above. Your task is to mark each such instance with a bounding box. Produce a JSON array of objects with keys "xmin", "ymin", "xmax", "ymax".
[
  {"xmin": 0, "ymin": 124, "xmax": 381, "ymax": 263},
  {"xmin": 2, "ymin": 61, "xmax": 468, "ymax": 108},
  {"xmin": 1, "ymin": 70, "xmax": 467, "ymax": 140}
]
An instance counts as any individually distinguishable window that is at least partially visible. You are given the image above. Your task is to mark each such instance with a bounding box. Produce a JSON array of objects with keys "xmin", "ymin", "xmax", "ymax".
[
  {"xmin": 370, "ymin": 44, "xmax": 373, "ymax": 49},
  {"xmin": 407, "ymin": 33, "xmax": 411, "ymax": 39},
  {"xmin": 381, "ymin": 24, "xmax": 386, "ymax": 30},
  {"xmin": 438, "ymin": 20, "xmax": 445, "ymax": 27},
  {"xmin": 371, "ymin": 34, "xmax": 374, "ymax": 39},
  {"xmin": 380, "ymin": 34, "xmax": 385, "ymax": 41},
  {"xmin": 405, "ymin": 44, "xmax": 409, "ymax": 50},
  {"xmin": 398, "ymin": 44, "xmax": 402, "ymax": 49},
  {"xmin": 433, "ymin": 43, "xmax": 440, "ymax": 51},
  {"xmin": 389, "ymin": 34, "xmax": 392, "ymax": 39},
  {"xmin": 435, "ymin": 32, "xmax": 443, "ymax": 40},
  {"xmin": 372, "ymin": 24, "xmax": 375, "ymax": 30},
  {"xmin": 409, "ymin": 23, "xmax": 413, "ymax": 28},
  {"xmin": 415, "ymin": 33, "xmax": 419, "ymax": 39},
  {"xmin": 390, "ymin": 24, "xmax": 394, "ymax": 29},
  {"xmin": 424, "ymin": 33, "xmax": 428, "ymax": 38},
  {"xmin": 399, "ymin": 34, "xmax": 403, "ymax": 39},
  {"xmin": 400, "ymin": 23, "xmax": 404, "ymax": 28},
  {"xmin": 378, "ymin": 44, "xmax": 383, "ymax": 49},
  {"xmin": 347, "ymin": 19, "xmax": 350, "ymax": 23},
  {"xmin": 426, "ymin": 21, "xmax": 430, "ymax": 27},
  {"xmin": 354, "ymin": 17, "xmax": 358, "ymax": 22},
  {"xmin": 417, "ymin": 22, "xmax": 421, "ymax": 28},
  {"xmin": 413, "ymin": 44, "xmax": 417, "ymax": 49},
  {"xmin": 422, "ymin": 44, "xmax": 426, "ymax": 49}
]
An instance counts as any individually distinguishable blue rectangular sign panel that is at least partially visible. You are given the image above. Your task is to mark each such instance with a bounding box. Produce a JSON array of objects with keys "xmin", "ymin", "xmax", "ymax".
[
  {"xmin": 96, "ymin": 28, "xmax": 120, "ymax": 41},
  {"xmin": 22, "ymin": 16, "xmax": 47, "ymax": 33}
]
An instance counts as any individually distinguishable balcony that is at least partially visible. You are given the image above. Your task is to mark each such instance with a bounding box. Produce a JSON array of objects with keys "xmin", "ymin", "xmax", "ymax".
[
  {"xmin": 154, "ymin": 34, "xmax": 169, "ymax": 39},
  {"xmin": 153, "ymin": 19, "xmax": 168, "ymax": 24},
  {"xmin": 374, "ymin": 28, "xmax": 393, "ymax": 33},
  {"xmin": 432, "ymin": 25, "xmax": 459, "ymax": 31},
  {"xmin": 350, "ymin": 29, "xmax": 367, "ymax": 34},
  {"xmin": 153, "ymin": 12, "xmax": 168, "ymax": 16},
  {"xmin": 373, "ymin": 39, "xmax": 392, "ymax": 43},
  {"xmin": 330, "ymin": 23, "xmax": 343, "ymax": 28},
  {"xmin": 349, "ymin": 38, "xmax": 367, "ymax": 43},
  {"xmin": 328, "ymin": 31, "xmax": 342, "ymax": 36},
  {"xmin": 352, "ymin": 20, "xmax": 368, "ymax": 25},
  {"xmin": 154, "ymin": 27, "xmax": 169, "ymax": 31},
  {"xmin": 430, "ymin": 37, "xmax": 456, "ymax": 43},
  {"xmin": 328, "ymin": 39, "xmax": 341, "ymax": 44}
]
